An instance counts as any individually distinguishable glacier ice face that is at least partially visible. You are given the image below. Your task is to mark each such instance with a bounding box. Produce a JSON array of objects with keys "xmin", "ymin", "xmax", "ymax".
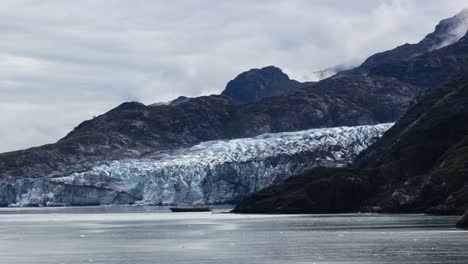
[{"xmin": 0, "ymin": 123, "xmax": 393, "ymax": 206}]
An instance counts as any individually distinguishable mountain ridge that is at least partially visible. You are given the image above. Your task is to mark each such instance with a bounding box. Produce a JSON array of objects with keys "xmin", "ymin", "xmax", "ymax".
[{"xmin": 366, "ymin": 30, "xmax": 468, "ymax": 88}]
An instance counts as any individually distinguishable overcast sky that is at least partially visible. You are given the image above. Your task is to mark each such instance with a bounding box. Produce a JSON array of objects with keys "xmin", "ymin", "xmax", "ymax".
[{"xmin": 1, "ymin": 0, "xmax": 467, "ymax": 153}]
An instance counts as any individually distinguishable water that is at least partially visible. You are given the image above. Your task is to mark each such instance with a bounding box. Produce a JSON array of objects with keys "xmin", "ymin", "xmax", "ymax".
[{"xmin": 0, "ymin": 206, "xmax": 466, "ymax": 264}]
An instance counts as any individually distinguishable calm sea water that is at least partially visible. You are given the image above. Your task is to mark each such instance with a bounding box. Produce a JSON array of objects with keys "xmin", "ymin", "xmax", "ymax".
[{"xmin": 0, "ymin": 206, "xmax": 466, "ymax": 264}]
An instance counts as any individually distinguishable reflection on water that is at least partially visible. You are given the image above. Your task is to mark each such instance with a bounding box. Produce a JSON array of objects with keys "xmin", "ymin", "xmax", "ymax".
[{"xmin": 0, "ymin": 206, "xmax": 466, "ymax": 264}]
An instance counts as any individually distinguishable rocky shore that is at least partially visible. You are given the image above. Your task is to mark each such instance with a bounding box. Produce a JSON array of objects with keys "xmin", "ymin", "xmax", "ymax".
[{"xmin": 456, "ymin": 211, "xmax": 468, "ymax": 229}]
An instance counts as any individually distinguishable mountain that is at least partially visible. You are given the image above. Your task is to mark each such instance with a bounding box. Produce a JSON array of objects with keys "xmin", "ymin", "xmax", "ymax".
[
  {"xmin": 0, "ymin": 75, "xmax": 417, "ymax": 184},
  {"xmin": 338, "ymin": 9, "xmax": 468, "ymax": 77},
  {"xmin": 0, "ymin": 124, "xmax": 391, "ymax": 206},
  {"xmin": 233, "ymin": 72, "xmax": 468, "ymax": 214},
  {"xmin": 221, "ymin": 66, "xmax": 314, "ymax": 103}
]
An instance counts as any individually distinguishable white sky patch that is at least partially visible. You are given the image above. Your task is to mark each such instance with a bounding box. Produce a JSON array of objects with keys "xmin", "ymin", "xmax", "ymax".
[
  {"xmin": 0, "ymin": 54, "xmax": 47, "ymax": 70},
  {"xmin": 0, "ymin": 0, "xmax": 467, "ymax": 152}
]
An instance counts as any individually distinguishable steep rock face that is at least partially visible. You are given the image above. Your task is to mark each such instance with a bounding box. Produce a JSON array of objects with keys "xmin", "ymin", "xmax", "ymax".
[
  {"xmin": 221, "ymin": 66, "xmax": 313, "ymax": 103},
  {"xmin": 354, "ymin": 73, "xmax": 468, "ymax": 212},
  {"xmin": 339, "ymin": 10, "xmax": 468, "ymax": 76},
  {"xmin": 0, "ymin": 124, "xmax": 391, "ymax": 206},
  {"xmin": 234, "ymin": 72, "xmax": 468, "ymax": 214},
  {"xmin": 0, "ymin": 76, "xmax": 416, "ymax": 181}
]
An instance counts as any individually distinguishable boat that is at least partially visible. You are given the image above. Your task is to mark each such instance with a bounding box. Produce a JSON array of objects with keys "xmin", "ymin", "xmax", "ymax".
[{"xmin": 169, "ymin": 206, "xmax": 211, "ymax": 212}]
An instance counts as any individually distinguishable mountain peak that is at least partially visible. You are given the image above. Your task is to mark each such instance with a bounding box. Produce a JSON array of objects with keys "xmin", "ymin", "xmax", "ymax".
[
  {"xmin": 233, "ymin": 66, "xmax": 290, "ymax": 83},
  {"xmin": 221, "ymin": 66, "xmax": 302, "ymax": 103},
  {"xmin": 338, "ymin": 9, "xmax": 468, "ymax": 77},
  {"xmin": 251, "ymin": 65, "xmax": 286, "ymax": 74},
  {"xmin": 420, "ymin": 8, "xmax": 468, "ymax": 50}
]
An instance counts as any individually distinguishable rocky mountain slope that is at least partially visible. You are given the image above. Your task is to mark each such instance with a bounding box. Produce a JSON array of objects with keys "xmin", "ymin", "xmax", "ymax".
[
  {"xmin": 0, "ymin": 124, "xmax": 391, "ymax": 206},
  {"xmin": 338, "ymin": 9, "xmax": 468, "ymax": 77},
  {"xmin": 233, "ymin": 72, "xmax": 468, "ymax": 214}
]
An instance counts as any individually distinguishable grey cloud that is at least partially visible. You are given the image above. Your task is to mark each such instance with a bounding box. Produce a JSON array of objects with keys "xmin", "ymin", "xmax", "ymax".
[{"xmin": 0, "ymin": 0, "xmax": 467, "ymax": 152}]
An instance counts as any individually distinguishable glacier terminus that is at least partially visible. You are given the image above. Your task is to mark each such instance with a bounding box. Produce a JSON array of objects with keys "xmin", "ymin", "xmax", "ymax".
[{"xmin": 0, "ymin": 123, "xmax": 392, "ymax": 207}]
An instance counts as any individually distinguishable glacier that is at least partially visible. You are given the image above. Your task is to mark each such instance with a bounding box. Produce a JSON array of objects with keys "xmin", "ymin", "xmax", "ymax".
[{"xmin": 0, "ymin": 123, "xmax": 393, "ymax": 206}]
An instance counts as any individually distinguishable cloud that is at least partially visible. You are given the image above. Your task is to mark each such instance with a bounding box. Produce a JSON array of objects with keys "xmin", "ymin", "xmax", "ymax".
[{"xmin": 0, "ymin": 0, "xmax": 467, "ymax": 152}]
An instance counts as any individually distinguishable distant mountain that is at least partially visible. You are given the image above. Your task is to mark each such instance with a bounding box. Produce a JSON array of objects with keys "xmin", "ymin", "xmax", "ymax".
[
  {"xmin": 338, "ymin": 9, "xmax": 468, "ymax": 77},
  {"xmin": 233, "ymin": 72, "xmax": 468, "ymax": 214},
  {"xmin": 228, "ymin": 76, "xmax": 417, "ymax": 137},
  {"xmin": 221, "ymin": 66, "xmax": 314, "ymax": 103},
  {"xmin": 0, "ymin": 75, "xmax": 416, "ymax": 189}
]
